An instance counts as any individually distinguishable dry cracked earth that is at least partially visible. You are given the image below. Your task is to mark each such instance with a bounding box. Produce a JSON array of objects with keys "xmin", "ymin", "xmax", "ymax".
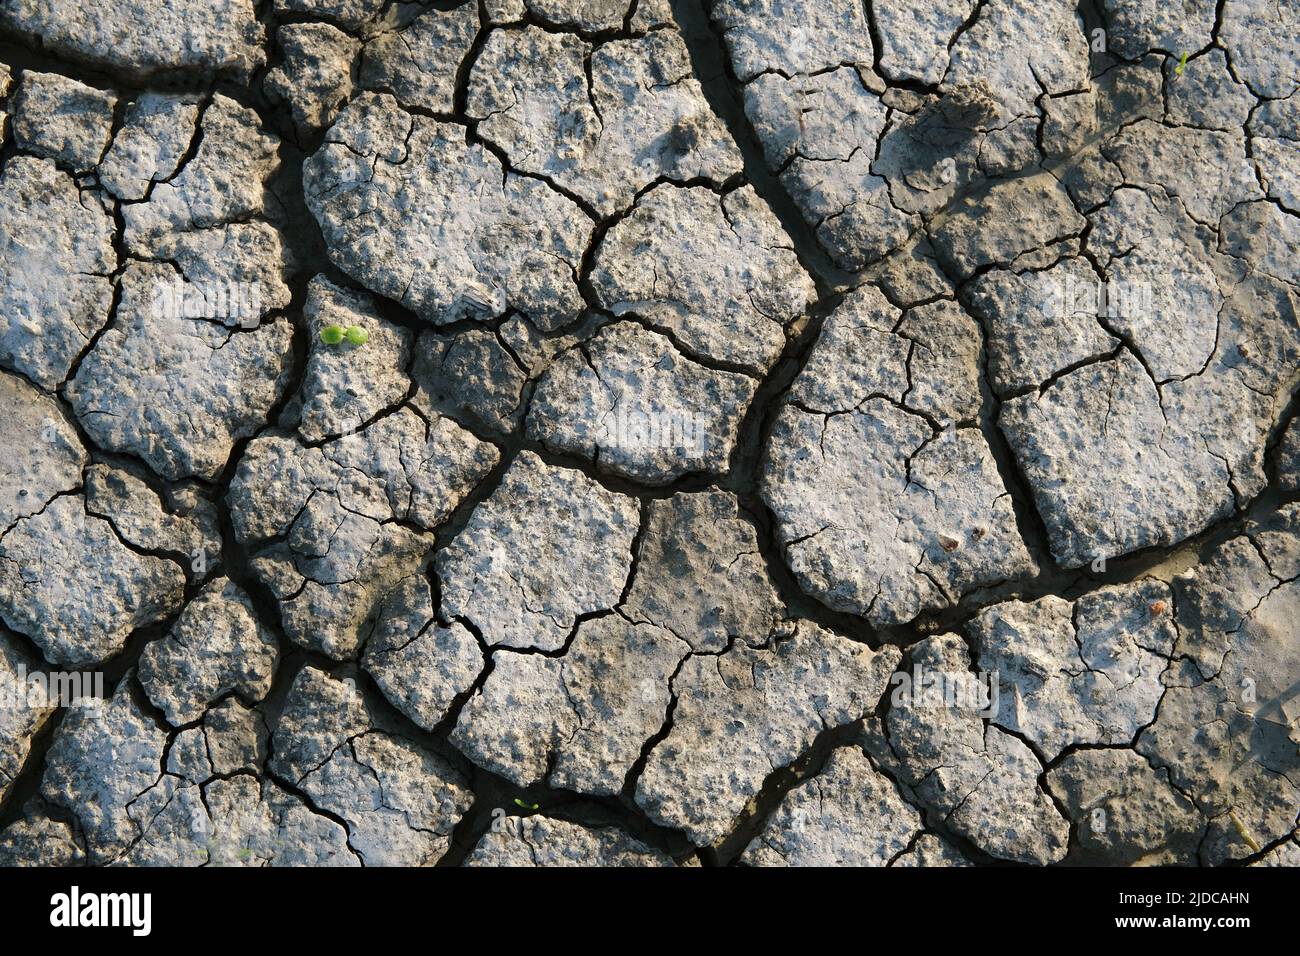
[{"xmin": 0, "ymin": 0, "xmax": 1297, "ymax": 869}]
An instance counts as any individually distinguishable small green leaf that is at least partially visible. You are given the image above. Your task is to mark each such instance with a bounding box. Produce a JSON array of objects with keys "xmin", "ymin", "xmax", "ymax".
[
  {"xmin": 513, "ymin": 798, "xmax": 539, "ymax": 811},
  {"xmin": 345, "ymin": 324, "xmax": 369, "ymax": 345},
  {"xmin": 1174, "ymin": 51, "xmax": 1188, "ymax": 76},
  {"xmin": 320, "ymin": 324, "xmax": 345, "ymax": 345}
]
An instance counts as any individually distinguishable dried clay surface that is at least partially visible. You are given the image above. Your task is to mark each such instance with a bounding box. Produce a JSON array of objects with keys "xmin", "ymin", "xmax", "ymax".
[{"xmin": 0, "ymin": 0, "xmax": 1296, "ymax": 869}]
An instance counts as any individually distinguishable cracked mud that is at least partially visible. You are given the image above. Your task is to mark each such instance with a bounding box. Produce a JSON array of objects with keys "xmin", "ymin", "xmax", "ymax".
[{"xmin": 0, "ymin": 0, "xmax": 1297, "ymax": 868}]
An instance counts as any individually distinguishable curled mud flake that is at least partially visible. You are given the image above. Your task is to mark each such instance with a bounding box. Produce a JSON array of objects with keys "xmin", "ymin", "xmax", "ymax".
[{"xmin": 0, "ymin": 0, "xmax": 266, "ymax": 81}]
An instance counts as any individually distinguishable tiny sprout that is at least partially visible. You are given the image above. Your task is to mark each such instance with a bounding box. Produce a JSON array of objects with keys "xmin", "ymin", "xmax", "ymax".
[
  {"xmin": 319, "ymin": 324, "xmax": 345, "ymax": 345},
  {"xmin": 513, "ymin": 798, "xmax": 539, "ymax": 811},
  {"xmin": 345, "ymin": 325, "xmax": 368, "ymax": 345},
  {"xmin": 1174, "ymin": 51, "xmax": 1189, "ymax": 77}
]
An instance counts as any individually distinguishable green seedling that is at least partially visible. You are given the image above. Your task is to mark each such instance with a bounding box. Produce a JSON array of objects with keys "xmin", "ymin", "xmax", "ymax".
[
  {"xmin": 1174, "ymin": 51, "xmax": 1189, "ymax": 77},
  {"xmin": 320, "ymin": 324, "xmax": 369, "ymax": 346},
  {"xmin": 513, "ymin": 798, "xmax": 539, "ymax": 811}
]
